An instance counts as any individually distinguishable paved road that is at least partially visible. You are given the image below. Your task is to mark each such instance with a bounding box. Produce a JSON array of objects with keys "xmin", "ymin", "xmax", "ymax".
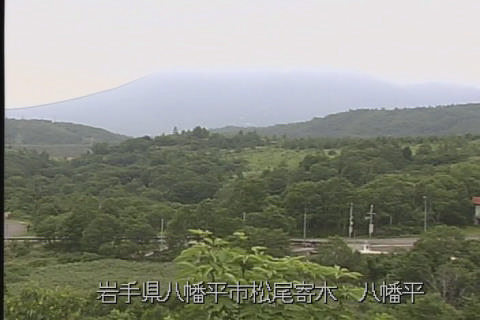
[
  {"xmin": 292, "ymin": 237, "xmax": 419, "ymax": 245},
  {"xmin": 291, "ymin": 236, "xmax": 480, "ymax": 253},
  {"xmin": 4, "ymin": 220, "xmax": 27, "ymax": 237},
  {"xmin": 292, "ymin": 236, "xmax": 479, "ymax": 245}
]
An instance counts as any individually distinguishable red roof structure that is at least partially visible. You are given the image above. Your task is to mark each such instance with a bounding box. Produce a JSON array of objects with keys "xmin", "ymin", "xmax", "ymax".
[{"xmin": 473, "ymin": 197, "xmax": 480, "ymax": 205}]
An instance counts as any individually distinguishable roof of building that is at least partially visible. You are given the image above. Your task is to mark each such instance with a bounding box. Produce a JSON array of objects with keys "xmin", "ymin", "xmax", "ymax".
[{"xmin": 473, "ymin": 197, "xmax": 480, "ymax": 205}]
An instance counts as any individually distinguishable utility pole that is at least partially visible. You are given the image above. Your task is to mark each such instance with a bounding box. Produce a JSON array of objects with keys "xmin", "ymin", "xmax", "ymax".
[
  {"xmin": 158, "ymin": 218, "xmax": 166, "ymax": 250},
  {"xmin": 303, "ymin": 204, "xmax": 307, "ymax": 245},
  {"xmin": 365, "ymin": 204, "xmax": 376, "ymax": 239},
  {"xmin": 348, "ymin": 202, "xmax": 354, "ymax": 238},
  {"xmin": 423, "ymin": 196, "xmax": 427, "ymax": 232},
  {"xmin": 243, "ymin": 212, "xmax": 246, "ymax": 223}
]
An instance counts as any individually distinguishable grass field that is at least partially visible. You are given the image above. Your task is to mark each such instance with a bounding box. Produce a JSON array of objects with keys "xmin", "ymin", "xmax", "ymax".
[
  {"xmin": 226, "ymin": 146, "xmax": 317, "ymax": 175},
  {"xmin": 463, "ymin": 225, "xmax": 480, "ymax": 236},
  {"xmin": 5, "ymin": 246, "xmax": 176, "ymax": 296}
]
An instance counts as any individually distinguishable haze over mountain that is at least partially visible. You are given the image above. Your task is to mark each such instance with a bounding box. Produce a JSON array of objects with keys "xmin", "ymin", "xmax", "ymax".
[{"xmin": 6, "ymin": 70, "xmax": 480, "ymax": 136}]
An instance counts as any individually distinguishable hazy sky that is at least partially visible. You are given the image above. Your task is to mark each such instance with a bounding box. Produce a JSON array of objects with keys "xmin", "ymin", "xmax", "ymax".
[{"xmin": 5, "ymin": 0, "xmax": 480, "ymax": 107}]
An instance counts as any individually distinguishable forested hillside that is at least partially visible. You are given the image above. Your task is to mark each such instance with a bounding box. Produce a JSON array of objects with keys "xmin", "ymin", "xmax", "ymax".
[
  {"xmin": 6, "ymin": 129, "xmax": 480, "ymax": 241},
  {"xmin": 5, "ymin": 129, "xmax": 480, "ymax": 319},
  {"xmin": 216, "ymin": 103, "xmax": 480, "ymax": 137},
  {"xmin": 5, "ymin": 118, "xmax": 129, "ymax": 145}
]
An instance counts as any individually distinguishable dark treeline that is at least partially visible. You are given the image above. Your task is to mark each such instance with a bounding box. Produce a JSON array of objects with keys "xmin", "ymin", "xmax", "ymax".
[{"xmin": 215, "ymin": 104, "xmax": 480, "ymax": 137}]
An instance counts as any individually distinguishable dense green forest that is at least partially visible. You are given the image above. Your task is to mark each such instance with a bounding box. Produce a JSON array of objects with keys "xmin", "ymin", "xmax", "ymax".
[
  {"xmin": 5, "ymin": 128, "xmax": 480, "ymax": 319},
  {"xmin": 215, "ymin": 104, "xmax": 480, "ymax": 137}
]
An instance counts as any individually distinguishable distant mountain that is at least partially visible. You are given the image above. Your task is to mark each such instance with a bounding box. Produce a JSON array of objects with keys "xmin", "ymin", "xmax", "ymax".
[
  {"xmin": 5, "ymin": 119, "xmax": 129, "ymax": 145},
  {"xmin": 214, "ymin": 104, "xmax": 480, "ymax": 137},
  {"xmin": 6, "ymin": 70, "xmax": 480, "ymax": 136}
]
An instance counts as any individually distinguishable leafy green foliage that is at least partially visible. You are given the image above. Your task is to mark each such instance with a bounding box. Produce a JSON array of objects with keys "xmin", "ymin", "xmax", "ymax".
[
  {"xmin": 310, "ymin": 237, "xmax": 365, "ymax": 273},
  {"xmin": 364, "ymin": 226, "xmax": 480, "ymax": 315},
  {"xmin": 229, "ymin": 226, "xmax": 291, "ymax": 257},
  {"xmin": 5, "ymin": 286, "xmax": 89, "ymax": 320},
  {"xmin": 172, "ymin": 230, "xmax": 363, "ymax": 319}
]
